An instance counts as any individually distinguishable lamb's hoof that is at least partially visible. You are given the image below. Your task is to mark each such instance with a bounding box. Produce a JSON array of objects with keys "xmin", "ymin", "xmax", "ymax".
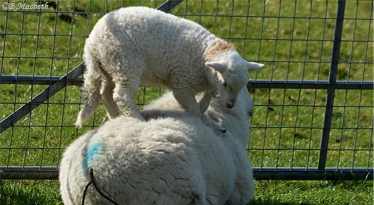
[
  {"xmin": 221, "ymin": 129, "xmax": 227, "ymax": 133},
  {"xmin": 101, "ymin": 116, "xmax": 109, "ymax": 125}
]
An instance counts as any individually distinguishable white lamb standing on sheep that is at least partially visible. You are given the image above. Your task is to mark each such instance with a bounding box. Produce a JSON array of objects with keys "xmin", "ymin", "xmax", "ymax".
[
  {"xmin": 75, "ymin": 6, "xmax": 263, "ymax": 128},
  {"xmin": 60, "ymin": 87, "xmax": 255, "ymax": 205}
]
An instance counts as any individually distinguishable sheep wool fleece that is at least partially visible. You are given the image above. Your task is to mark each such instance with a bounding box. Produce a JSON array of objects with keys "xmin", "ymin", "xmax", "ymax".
[
  {"xmin": 60, "ymin": 88, "xmax": 255, "ymax": 205},
  {"xmin": 60, "ymin": 115, "xmax": 254, "ymax": 205}
]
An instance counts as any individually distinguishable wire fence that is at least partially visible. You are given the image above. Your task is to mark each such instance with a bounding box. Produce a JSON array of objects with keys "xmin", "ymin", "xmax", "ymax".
[{"xmin": 0, "ymin": 0, "xmax": 373, "ymax": 180}]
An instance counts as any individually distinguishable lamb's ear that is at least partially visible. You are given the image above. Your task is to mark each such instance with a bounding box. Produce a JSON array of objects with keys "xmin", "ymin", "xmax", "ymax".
[
  {"xmin": 205, "ymin": 62, "xmax": 226, "ymax": 74},
  {"xmin": 247, "ymin": 62, "xmax": 264, "ymax": 71}
]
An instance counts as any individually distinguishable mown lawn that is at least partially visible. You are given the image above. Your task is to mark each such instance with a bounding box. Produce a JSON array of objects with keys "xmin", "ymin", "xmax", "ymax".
[{"xmin": 0, "ymin": 0, "xmax": 372, "ymax": 204}]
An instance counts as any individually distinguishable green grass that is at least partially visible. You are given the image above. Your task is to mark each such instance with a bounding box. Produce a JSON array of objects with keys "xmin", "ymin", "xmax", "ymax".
[
  {"xmin": 0, "ymin": 0, "xmax": 373, "ymax": 204},
  {"xmin": 1, "ymin": 180, "xmax": 372, "ymax": 205},
  {"xmin": 252, "ymin": 180, "xmax": 373, "ymax": 205},
  {"xmin": 0, "ymin": 180, "xmax": 62, "ymax": 205}
]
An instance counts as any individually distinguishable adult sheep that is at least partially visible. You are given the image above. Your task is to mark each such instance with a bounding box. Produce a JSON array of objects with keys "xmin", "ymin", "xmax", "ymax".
[
  {"xmin": 75, "ymin": 6, "xmax": 263, "ymax": 128},
  {"xmin": 60, "ymin": 87, "xmax": 255, "ymax": 205}
]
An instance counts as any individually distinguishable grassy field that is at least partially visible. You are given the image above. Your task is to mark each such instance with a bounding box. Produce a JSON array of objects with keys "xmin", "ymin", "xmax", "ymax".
[
  {"xmin": 0, "ymin": 179, "xmax": 372, "ymax": 205},
  {"xmin": 0, "ymin": 0, "xmax": 373, "ymax": 204}
]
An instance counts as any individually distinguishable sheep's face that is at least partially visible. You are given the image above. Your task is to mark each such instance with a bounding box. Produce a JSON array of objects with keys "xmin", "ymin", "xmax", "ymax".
[{"xmin": 206, "ymin": 54, "xmax": 264, "ymax": 109}]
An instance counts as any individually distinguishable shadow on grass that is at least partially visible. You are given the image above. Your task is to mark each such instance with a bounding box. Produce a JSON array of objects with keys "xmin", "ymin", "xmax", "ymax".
[{"xmin": 250, "ymin": 197, "xmax": 311, "ymax": 205}]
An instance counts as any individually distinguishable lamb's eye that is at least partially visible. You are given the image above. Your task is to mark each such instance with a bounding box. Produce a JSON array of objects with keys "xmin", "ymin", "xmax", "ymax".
[{"xmin": 223, "ymin": 82, "xmax": 228, "ymax": 87}]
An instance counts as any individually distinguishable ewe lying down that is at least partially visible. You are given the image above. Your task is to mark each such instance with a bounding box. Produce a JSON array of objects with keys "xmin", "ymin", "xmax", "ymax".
[
  {"xmin": 60, "ymin": 87, "xmax": 255, "ymax": 205},
  {"xmin": 75, "ymin": 6, "xmax": 263, "ymax": 127}
]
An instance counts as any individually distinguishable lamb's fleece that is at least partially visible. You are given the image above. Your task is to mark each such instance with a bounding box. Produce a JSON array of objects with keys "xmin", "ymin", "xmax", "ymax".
[
  {"xmin": 60, "ymin": 88, "xmax": 254, "ymax": 205},
  {"xmin": 75, "ymin": 6, "xmax": 263, "ymax": 127}
]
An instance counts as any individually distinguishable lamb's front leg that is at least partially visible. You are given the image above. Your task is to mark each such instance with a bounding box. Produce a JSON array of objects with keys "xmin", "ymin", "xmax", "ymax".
[
  {"xmin": 199, "ymin": 91, "xmax": 227, "ymax": 134},
  {"xmin": 198, "ymin": 90, "xmax": 215, "ymax": 114},
  {"xmin": 173, "ymin": 91, "xmax": 201, "ymax": 118}
]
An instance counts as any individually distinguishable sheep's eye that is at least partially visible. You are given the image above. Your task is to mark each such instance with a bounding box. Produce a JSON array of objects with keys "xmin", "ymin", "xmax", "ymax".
[{"xmin": 223, "ymin": 82, "xmax": 228, "ymax": 87}]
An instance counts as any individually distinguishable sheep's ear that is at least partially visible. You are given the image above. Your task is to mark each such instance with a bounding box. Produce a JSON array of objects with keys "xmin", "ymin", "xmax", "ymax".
[
  {"xmin": 205, "ymin": 62, "xmax": 226, "ymax": 74},
  {"xmin": 247, "ymin": 62, "xmax": 264, "ymax": 71}
]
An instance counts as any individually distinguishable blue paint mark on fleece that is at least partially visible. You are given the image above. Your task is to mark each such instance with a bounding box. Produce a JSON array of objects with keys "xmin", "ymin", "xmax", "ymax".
[
  {"xmin": 82, "ymin": 141, "xmax": 103, "ymax": 176},
  {"xmin": 87, "ymin": 141, "xmax": 103, "ymax": 164}
]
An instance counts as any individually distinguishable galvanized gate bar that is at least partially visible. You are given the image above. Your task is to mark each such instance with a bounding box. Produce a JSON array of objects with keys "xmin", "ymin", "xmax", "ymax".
[
  {"xmin": 157, "ymin": 0, "xmax": 183, "ymax": 13},
  {"xmin": 0, "ymin": 75, "xmax": 83, "ymax": 85},
  {"xmin": 247, "ymin": 80, "xmax": 374, "ymax": 90},
  {"xmin": 1, "ymin": 166, "xmax": 372, "ymax": 180},
  {"xmin": 0, "ymin": 166, "xmax": 59, "ymax": 180},
  {"xmin": 1, "ymin": 76, "xmax": 373, "ymax": 90},
  {"xmin": 252, "ymin": 168, "xmax": 373, "ymax": 180},
  {"xmin": 318, "ymin": 0, "xmax": 346, "ymax": 171}
]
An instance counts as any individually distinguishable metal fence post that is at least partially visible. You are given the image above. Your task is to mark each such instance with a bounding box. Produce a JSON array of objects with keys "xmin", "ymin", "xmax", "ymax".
[{"xmin": 318, "ymin": 0, "xmax": 346, "ymax": 171}]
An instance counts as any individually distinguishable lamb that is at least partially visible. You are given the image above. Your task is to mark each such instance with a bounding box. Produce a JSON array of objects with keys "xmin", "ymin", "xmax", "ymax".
[
  {"xmin": 75, "ymin": 6, "xmax": 263, "ymax": 127},
  {"xmin": 60, "ymin": 87, "xmax": 255, "ymax": 205}
]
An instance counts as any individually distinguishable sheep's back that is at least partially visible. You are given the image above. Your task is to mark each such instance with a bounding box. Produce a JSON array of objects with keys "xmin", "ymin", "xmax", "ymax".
[{"xmin": 60, "ymin": 116, "xmax": 237, "ymax": 204}]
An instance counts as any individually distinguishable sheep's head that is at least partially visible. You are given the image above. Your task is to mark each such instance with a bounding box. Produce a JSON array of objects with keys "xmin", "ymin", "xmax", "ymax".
[
  {"xmin": 209, "ymin": 85, "xmax": 255, "ymax": 146},
  {"xmin": 206, "ymin": 52, "xmax": 263, "ymax": 109}
]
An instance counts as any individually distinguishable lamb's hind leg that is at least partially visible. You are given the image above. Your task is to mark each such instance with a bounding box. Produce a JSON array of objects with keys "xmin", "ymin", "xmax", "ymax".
[
  {"xmin": 112, "ymin": 76, "xmax": 144, "ymax": 121},
  {"xmin": 101, "ymin": 79, "xmax": 120, "ymax": 119}
]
